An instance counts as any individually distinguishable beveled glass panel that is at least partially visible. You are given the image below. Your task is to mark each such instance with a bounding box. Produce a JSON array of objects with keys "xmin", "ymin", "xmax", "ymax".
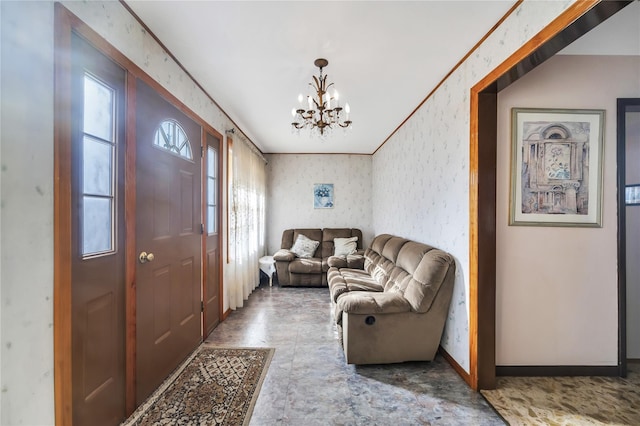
[
  {"xmin": 83, "ymin": 136, "xmax": 113, "ymax": 196},
  {"xmin": 207, "ymin": 146, "xmax": 216, "ymax": 177},
  {"xmin": 207, "ymin": 177, "xmax": 216, "ymax": 204},
  {"xmin": 154, "ymin": 120, "xmax": 192, "ymax": 160},
  {"xmin": 207, "ymin": 206, "xmax": 216, "ymax": 234},
  {"xmin": 84, "ymin": 74, "xmax": 114, "ymax": 141},
  {"xmin": 83, "ymin": 196, "xmax": 113, "ymax": 255}
]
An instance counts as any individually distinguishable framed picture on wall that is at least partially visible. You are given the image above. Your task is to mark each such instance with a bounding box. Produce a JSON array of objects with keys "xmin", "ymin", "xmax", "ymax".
[
  {"xmin": 313, "ymin": 183, "xmax": 334, "ymax": 209},
  {"xmin": 509, "ymin": 108, "xmax": 605, "ymax": 227}
]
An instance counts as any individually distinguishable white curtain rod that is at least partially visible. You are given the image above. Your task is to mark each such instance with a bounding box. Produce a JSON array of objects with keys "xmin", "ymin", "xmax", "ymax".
[{"xmin": 225, "ymin": 128, "xmax": 268, "ymax": 164}]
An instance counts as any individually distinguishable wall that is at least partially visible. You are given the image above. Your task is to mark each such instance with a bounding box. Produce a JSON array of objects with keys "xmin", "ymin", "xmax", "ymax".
[
  {"xmin": 1, "ymin": 2, "xmax": 56, "ymax": 424},
  {"xmin": 0, "ymin": 1, "xmax": 248, "ymax": 423},
  {"xmin": 496, "ymin": 55, "xmax": 639, "ymax": 365},
  {"xmin": 265, "ymin": 154, "xmax": 372, "ymax": 254},
  {"xmin": 627, "ymin": 110, "xmax": 640, "ymax": 359},
  {"xmin": 372, "ymin": 1, "xmax": 575, "ymax": 371}
]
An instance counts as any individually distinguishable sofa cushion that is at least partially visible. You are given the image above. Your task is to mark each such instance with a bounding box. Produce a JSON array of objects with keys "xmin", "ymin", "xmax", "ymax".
[
  {"xmin": 328, "ymin": 267, "xmax": 383, "ymax": 302},
  {"xmin": 321, "ymin": 228, "xmax": 362, "ymax": 258},
  {"xmin": 288, "ymin": 257, "xmax": 323, "ymax": 274},
  {"xmin": 290, "ymin": 234, "xmax": 320, "ymax": 258},
  {"xmin": 334, "ymin": 236, "xmax": 358, "ymax": 256}
]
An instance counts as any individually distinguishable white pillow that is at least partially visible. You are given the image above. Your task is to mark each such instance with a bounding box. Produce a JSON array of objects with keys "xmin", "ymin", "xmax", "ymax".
[
  {"xmin": 290, "ymin": 234, "xmax": 320, "ymax": 258},
  {"xmin": 334, "ymin": 236, "xmax": 358, "ymax": 256}
]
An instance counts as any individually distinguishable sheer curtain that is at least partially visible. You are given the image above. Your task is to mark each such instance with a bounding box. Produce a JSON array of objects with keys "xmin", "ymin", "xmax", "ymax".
[{"xmin": 228, "ymin": 135, "xmax": 266, "ymax": 309}]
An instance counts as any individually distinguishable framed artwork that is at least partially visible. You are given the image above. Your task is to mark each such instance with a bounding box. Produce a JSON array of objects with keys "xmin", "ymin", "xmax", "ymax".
[
  {"xmin": 626, "ymin": 184, "xmax": 640, "ymax": 206},
  {"xmin": 509, "ymin": 108, "xmax": 605, "ymax": 227},
  {"xmin": 313, "ymin": 183, "xmax": 334, "ymax": 209}
]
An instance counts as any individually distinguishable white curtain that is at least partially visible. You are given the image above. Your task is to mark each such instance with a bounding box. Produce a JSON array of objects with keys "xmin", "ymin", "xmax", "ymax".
[{"xmin": 228, "ymin": 136, "xmax": 266, "ymax": 309}]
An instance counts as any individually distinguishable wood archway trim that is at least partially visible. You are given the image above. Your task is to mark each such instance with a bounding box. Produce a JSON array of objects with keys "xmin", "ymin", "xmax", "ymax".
[{"xmin": 469, "ymin": 0, "xmax": 633, "ymax": 391}]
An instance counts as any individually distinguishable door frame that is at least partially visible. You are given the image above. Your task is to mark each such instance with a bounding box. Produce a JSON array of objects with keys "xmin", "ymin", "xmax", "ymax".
[
  {"xmin": 202, "ymin": 126, "xmax": 224, "ymax": 338},
  {"xmin": 617, "ymin": 98, "xmax": 640, "ymax": 377},
  {"xmin": 469, "ymin": 0, "xmax": 633, "ymax": 390},
  {"xmin": 54, "ymin": 4, "xmax": 224, "ymax": 424}
]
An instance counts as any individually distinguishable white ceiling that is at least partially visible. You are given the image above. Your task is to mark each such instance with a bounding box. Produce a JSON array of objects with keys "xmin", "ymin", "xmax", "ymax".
[{"xmin": 124, "ymin": 1, "xmax": 639, "ymax": 154}]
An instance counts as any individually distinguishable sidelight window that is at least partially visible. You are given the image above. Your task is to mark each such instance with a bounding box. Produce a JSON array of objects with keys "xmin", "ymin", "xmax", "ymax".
[
  {"xmin": 207, "ymin": 146, "xmax": 218, "ymax": 235},
  {"xmin": 82, "ymin": 73, "xmax": 116, "ymax": 257}
]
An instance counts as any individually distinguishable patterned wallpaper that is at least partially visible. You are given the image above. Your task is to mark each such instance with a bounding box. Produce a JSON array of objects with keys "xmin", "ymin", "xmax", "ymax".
[
  {"xmin": 0, "ymin": 1, "xmax": 588, "ymax": 423},
  {"xmin": 266, "ymin": 154, "xmax": 373, "ymax": 254},
  {"xmin": 372, "ymin": 1, "xmax": 573, "ymax": 372}
]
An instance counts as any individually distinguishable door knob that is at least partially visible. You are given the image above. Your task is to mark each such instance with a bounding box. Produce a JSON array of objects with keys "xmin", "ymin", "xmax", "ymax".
[{"xmin": 139, "ymin": 251, "xmax": 155, "ymax": 264}]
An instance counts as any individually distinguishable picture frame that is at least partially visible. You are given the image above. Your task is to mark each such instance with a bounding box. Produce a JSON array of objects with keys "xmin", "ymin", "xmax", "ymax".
[
  {"xmin": 626, "ymin": 184, "xmax": 640, "ymax": 206},
  {"xmin": 509, "ymin": 108, "xmax": 605, "ymax": 227},
  {"xmin": 313, "ymin": 183, "xmax": 334, "ymax": 209}
]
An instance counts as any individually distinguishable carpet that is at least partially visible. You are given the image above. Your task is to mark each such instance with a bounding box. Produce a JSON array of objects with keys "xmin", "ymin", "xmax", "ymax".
[
  {"xmin": 481, "ymin": 364, "xmax": 640, "ymax": 425},
  {"xmin": 123, "ymin": 345, "xmax": 274, "ymax": 426}
]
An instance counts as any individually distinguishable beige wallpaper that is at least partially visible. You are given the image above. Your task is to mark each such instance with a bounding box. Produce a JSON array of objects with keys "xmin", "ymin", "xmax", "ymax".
[
  {"xmin": 496, "ymin": 55, "xmax": 640, "ymax": 365},
  {"xmin": 372, "ymin": 0, "xmax": 577, "ymax": 371},
  {"xmin": 265, "ymin": 154, "xmax": 373, "ymax": 254}
]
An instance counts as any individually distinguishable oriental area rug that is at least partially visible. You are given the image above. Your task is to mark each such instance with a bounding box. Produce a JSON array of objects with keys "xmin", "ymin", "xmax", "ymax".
[{"xmin": 123, "ymin": 345, "xmax": 274, "ymax": 426}]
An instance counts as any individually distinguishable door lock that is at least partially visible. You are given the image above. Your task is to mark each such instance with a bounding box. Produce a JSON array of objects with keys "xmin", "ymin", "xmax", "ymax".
[{"xmin": 139, "ymin": 251, "xmax": 155, "ymax": 264}]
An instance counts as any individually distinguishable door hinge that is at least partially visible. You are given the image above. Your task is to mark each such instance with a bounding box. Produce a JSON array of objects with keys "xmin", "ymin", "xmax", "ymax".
[
  {"xmin": 200, "ymin": 223, "xmax": 204, "ymax": 234},
  {"xmin": 201, "ymin": 301, "xmax": 204, "ymax": 312},
  {"xmin": 201, "ymin": 145, "xmax": 204, "ymax": 158}
]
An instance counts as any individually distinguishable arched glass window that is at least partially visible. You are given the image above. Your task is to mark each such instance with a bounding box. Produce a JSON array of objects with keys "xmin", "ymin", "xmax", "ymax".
[{"xmin": 153, "ymin": 119, "xmax": 192, "ymax": 160}]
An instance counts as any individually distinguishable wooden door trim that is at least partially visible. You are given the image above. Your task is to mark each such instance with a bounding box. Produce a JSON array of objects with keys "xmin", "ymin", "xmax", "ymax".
[
  {"xmin": 53, "ymin": 4, "xmax": 74, "ymax": 424},
  {"xmin": 469, "ymin": 0, "xmax": 632, "ymax": 390},
  {"xmin": 54, "ymin": 4, "xmax": 228, "ymax": 422}
]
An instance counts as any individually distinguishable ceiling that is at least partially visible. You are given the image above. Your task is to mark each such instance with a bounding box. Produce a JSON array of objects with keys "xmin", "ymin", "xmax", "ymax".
[{"xmin": 124, "ymin": 1, "xmax": 640, "ymax": 155}]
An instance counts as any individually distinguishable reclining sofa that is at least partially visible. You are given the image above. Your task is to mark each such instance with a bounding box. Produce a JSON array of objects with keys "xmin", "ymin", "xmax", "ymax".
[
  {"xmin": 274, "ymin": 228, "xmax": 363, "ymax": 287},
  {"xmin": 327, "ymin": 234, "xmax": 455, "ymax": 364}
]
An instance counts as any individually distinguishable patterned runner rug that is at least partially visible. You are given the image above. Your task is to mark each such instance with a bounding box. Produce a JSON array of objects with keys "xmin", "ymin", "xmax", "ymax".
[{"xmin": 123, "ymin": 345, "xmax": 274, "ymax": 426}]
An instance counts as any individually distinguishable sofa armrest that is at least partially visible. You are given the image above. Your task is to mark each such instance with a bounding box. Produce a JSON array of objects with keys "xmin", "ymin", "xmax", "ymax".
[
  {"xmin": 274, "ymin": 249, "xmax": 295, "ymax": 262},
  {"xmin": 337, "ymin": 291, "xmax": 411, "ymax": 316}
]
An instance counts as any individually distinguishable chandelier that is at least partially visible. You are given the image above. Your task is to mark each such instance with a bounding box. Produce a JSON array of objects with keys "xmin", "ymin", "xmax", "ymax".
[{"xmin": 291, "ymin": 58, "xmax": 352, "ymax": 136}]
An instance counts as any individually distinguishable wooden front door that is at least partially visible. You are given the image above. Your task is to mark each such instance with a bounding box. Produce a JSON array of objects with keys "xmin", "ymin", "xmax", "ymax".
[
  {"xmin": 135, "ymin": 79, "xmax": 203, "ymax": 403},
  {"xmin": 70, "ymin": 33, "xmax": 126, "ymax": 426},
  {"xmin": 203, "ymin": 132, "xmax": 221, "ymax": 336}
]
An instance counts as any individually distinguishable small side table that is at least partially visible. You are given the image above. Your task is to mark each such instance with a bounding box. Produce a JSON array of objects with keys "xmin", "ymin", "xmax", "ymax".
[{"xmin": 259, "ymin": 255, "xmax": 276, "ymax": 287}]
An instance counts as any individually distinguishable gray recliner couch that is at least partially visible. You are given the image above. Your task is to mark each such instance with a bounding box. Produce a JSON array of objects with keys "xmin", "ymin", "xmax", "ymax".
[{"xmin": 327, "ymin": 234, "xmax": 455, "ymax": 364}]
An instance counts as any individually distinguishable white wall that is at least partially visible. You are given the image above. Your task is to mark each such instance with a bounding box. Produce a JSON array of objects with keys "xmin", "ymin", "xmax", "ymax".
[
  {"xmin": 1, "ymin": 2, "xmax": 56, "ymax": 424},
  {"xmin": 265, "ymin": 154, "xmax": 372, "ymax": 254},
  {"xmin": 372, "ymin": 1, "xmax": 575, "ymax": 371},
  {"xmin": 0, "ymin": 1, "xmax": 248, "ymax": 423},
  {"xmin": 626, "ymin": 111, "xmax": 640, "ymax": 359},
  {"xmin": 496, "ymin": 55, "xmax": 640, "ymax": 365}
]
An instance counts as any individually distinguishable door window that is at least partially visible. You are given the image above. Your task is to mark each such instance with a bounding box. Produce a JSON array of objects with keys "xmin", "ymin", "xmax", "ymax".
[
  {"xmin": 82, "ymin": 73, "xmax": 116, "ymax": 257},
  {"xmin": 153, "ymin": 119, "xmax": 193, "ymax": 160}
]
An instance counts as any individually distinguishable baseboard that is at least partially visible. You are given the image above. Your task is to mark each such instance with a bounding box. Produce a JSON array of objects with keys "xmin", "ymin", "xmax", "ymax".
[
  {"xmin": 222, "ymin": 308, "xmax": 231, "ymax": 321},
  {"xmin": 438, "ymin": 346, "xmax": 473, "ymax": 387},
  {"xmin": 496, "ymin": 365, "xmax": 619, "ymax": 376}
]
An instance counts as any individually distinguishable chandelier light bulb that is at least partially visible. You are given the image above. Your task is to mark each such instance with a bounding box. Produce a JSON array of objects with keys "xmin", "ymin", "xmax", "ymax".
[
  {"xmin": 334, "ymin": 90, "xmax": 339, "ymax": 102},
  {"xmin": 297, "ymin": 93, "xmax": 303, "ymax": 104},
  {"xmin": 291, "ymin": 108, "xmax": 296, "ymax": 117}
]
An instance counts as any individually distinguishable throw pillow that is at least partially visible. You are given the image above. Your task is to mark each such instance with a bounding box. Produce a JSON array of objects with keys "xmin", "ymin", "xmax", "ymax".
[
  {"xmin": 290, "ymin": 234, "xmax": 320, "ymax": 258},
  {"xmin": 334, "ymin": 236, "xmax": 358, "ymax": 256}
]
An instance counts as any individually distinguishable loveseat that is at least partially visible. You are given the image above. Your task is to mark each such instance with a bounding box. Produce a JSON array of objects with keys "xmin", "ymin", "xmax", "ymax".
[
  {"xmin": 274, "ymin": 228, "xmax": 363, "ymax": 287},
  {"xmin": 327, "ymin": 234, "xmax": 455, "ymax": 364}
]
